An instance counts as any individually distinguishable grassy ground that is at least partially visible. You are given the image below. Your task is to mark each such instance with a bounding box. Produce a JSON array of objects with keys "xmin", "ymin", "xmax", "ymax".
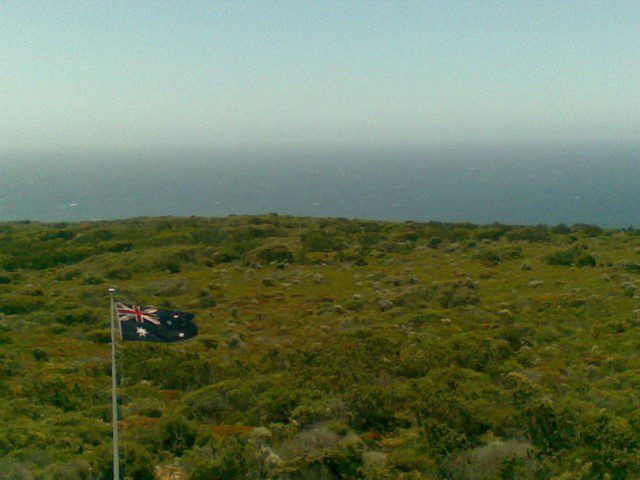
[{"xmin": 0, "ymin": 215, "xmax": 638, "ymax": 479}]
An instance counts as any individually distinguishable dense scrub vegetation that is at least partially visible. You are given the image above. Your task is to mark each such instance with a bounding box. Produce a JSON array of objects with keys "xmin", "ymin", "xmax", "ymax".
[{"xmin": 0, "ymin": 215, "xmax": 639, "ymax": 479}]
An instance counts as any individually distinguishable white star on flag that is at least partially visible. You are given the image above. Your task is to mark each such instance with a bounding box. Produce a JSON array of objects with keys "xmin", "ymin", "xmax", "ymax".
[{"xmin": 136, "ymin": 327, "xmax": 148, "ymax": 337}]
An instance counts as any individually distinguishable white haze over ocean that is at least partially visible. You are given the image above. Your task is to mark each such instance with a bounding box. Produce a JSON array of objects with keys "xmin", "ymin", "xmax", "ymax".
[{"xmin": 1, "ymin": 145, "xmax": 638, "ymax": 228}]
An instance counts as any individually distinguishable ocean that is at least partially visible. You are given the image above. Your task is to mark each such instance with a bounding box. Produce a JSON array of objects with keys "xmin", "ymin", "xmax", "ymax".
[{"xmin": 1, "ymin": 144, "xmax": 638, "ymax": 227}]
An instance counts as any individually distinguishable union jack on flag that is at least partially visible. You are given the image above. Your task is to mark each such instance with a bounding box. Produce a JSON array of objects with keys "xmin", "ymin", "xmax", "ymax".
[
  {"xmin": 116, "ymin": 303, "xmax": 161, "ymax": 325},
  {"xmin": 115, "ymin": 302, "xmax": 198, "ymax": 343}
]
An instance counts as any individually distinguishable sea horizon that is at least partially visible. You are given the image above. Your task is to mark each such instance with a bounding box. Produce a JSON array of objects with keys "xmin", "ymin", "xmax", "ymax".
[{"xmin": 2, "ymin": 143, "xmax": 638, "ymax": 228}]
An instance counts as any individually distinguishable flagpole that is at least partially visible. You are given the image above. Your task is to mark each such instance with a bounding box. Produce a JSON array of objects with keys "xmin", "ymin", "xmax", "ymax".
[{"xmin": 108, "ymin": 287, "xmax": 120, "ymax": 480}]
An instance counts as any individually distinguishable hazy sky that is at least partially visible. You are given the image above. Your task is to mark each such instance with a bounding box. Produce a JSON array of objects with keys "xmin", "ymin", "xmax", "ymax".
[{"xmin": 1, "ymin": 1, "xmax": 638, "ymax": 152}]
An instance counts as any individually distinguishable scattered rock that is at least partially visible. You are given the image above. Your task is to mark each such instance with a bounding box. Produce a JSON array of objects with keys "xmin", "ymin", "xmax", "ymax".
[
  {"xmin": 529, "ymin": 280, "xmax": 545, "ymax": 288},
  {"xmin": 377, "ymin": 299, "xmax": 394, "ymax": 311},
  {"xmin": 313, "ymin": 273, "xmax": 325, "ymax": 284},
  {"xmin": 521, "ymin": 262, "xmax": 532, "ymax": 270}
]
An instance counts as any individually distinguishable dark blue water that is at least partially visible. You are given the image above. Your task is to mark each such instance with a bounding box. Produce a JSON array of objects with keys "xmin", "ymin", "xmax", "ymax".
[{"xmin": 1, "ymin": 144, "xmax": 638, "ymax": 227}]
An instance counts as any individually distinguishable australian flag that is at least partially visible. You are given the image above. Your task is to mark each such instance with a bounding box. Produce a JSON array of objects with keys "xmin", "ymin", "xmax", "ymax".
[{"xmin": 116, "ymin": 302, "xmax": 198, "ymax": 342}]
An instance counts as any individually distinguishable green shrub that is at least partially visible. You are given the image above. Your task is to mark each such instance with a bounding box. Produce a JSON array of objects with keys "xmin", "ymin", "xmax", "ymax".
[
  {"xmin": 101, "ymin": 241, "xmax": 132, "ymax": 253},
  {"xmin": 514, "ymin": 398, "xmax": 575, "ymax": 453},
  {"xmin": 551, "ymin": 224, "xmax": 572, "ymax": 234},
  {"xmin": 31, "ymin": 349, "xmax": 48, "ymax": 362},
  {"xmin": 124, "ymin": 444, "xmax": 156, "ymax": 480},
  {"xmin": 156, "ymin": 260, "xmax": 181, "ymax": 273},
  {"xmin": 54, "ymin": 307, "xmax": 100, "ymax": 326},
  {"xmin": 506, "ymin": 227, "xmax": 551, "ymax": 243},
  {"xmin": 86, "ymin": 329, "xmax": 111, "ymax": 343},
  {"xmin": 183, "ymin": 439, "xmax": 249, "ymax": 480},
  {"xmin": 124, "ymin": 345, "xmax": 212, "ymax": 390},
  {"xmin": 41, "ymin": 229, "xmax": 75, "ymax": 241},
  {"xmin": 301, "ymin": 230, "xmax": 345, "ymax": 252},
  {"xmin": 0, "ymin": 294, "xmax": 44, "ymax": 314},
  {"xmin": 582, "ymin": 414, "xmax": 640, "ymax": 478},
  {"xmin": 413, "ymin": 368, "xmax": 493, "ymax": 443},
  {"xmin": 444, "ymin": 439, "xmax": 536, "ymax": 480},
  {"xmin": 257, "ymin": 245, "xmax": 294, "ymax": 263},
  {"xmin": 192, "ymin": 228, "xmax": 227, "ymax": 244},
  {"xmin": 0, "ymin": 461, "xmax": 33, "ymax": 480},
  {"xmin": 439, "ymin": 281, "xmax": 479, "ymax": 308},
  {"xmin": 27, "ymin": 376, "xmax": 78, "ymax": 411},
  {"xmin": 55, "ymin": 267, "xmax": 82, "ymax": 281},
  {"xmin": 421, "ymin": 419, "xmax": 469, "ymax": 458},
  {"xmin": 347, "ymin": 385, "xmax": 400, "ymax": 432},
  {"xmin": 214, "ymin": 247, "xmax": 242, "ymax": 263},
  {"xmin": 475, "ymin": 227, "xmax": 509, "ymax": 241},
  {"xmin": 197, "ymin": 296, "xmax": 217, "ymax": 308},
  {"xmin": 473, "ymin": 249, "xmax": 501, "ymax": 266},
  {"xmin": 545, "ymin": 247, "xmax": 596, "ymax": 267},
  {"xmin": 44, "ymin": 459, "xmax": 93, "ymax": 480},
  {"xmin": 81, "ymin": 274, "xmax": 104, "ymax": 285},
  {"xmin": 427, "ymin": 237, "xmax": 443, "ymax": 249},
  {"xmin": 106, "ymin": 269, "xmax": 132, "ymax": 280},
  {"xmin": 158, "ymin": 414, "xmax": 196, "ymax": 455},
  {"xmin": 622, "ymin": 262, "xmax": 640, "ymax": 274},
  {"xmin": 180, "ymin": 380, "xmax": 259, "ymax": 424}
]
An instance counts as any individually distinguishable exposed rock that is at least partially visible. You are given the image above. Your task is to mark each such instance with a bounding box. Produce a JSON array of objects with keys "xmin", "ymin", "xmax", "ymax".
[{"xmin": 377, "ymin": 299, "xmax": 394, "ymax": 311}]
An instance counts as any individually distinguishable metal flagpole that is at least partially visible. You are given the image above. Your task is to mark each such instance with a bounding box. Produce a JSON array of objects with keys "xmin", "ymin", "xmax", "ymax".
[{"xmin": 108, "ymin": 287, "xmax": 120, "ymax": 480}]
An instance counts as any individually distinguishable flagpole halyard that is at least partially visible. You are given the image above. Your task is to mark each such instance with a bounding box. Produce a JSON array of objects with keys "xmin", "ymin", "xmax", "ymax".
[{"xmin": 108, "ymin": 287, "xmax": 120, "ymax": 480}]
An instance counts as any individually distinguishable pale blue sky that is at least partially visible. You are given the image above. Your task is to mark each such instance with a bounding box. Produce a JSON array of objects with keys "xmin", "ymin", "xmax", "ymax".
[{"xmin": 1, "ymin": 0, "xmax": 638, "ymax": 151}]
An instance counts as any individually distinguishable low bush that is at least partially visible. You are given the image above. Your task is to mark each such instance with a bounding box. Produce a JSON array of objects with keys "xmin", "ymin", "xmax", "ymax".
[
  {"xmin": 0, "ymin": 295, "xmax": 44, "ymax": 314},
  {"xmin": 545, "ymin": 247, "xmax": 596, "ymax": 267},
  {"xmin": 257, "ymin": 245, "xmax": 294, "ymax": 263},
  {"xmin": 158, "ymin": 414, "xmax": 196, "ymax": 455}
]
